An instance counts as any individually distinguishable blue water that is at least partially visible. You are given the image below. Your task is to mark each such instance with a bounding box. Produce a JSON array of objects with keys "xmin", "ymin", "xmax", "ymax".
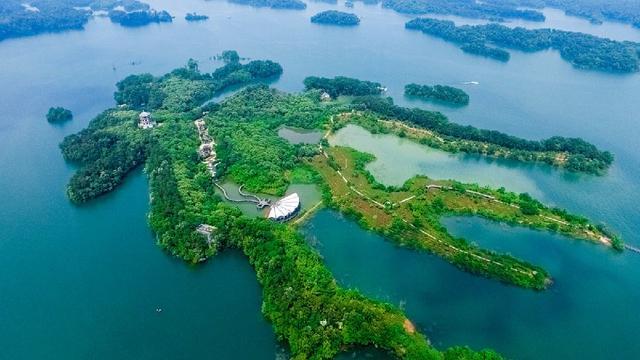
[{"xmin": 0, "ymin": 0, "xmax": 639, "ymax": 358}]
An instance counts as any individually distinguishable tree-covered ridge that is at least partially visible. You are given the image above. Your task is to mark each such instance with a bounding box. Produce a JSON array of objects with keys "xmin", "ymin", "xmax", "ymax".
[
  {"xmin": 228, "ymin": 0, "xmax": 307, "ymax": 10},
  {"xmin": 311, "ymin": 10, "xmax": 361, "ymax": 26},
  {"xmin": 0, "ymin": 0, "xmax": 172, "ymax": 41},
  {"xmin": 406, "ymin": 17, "xmax": 640, "ymax": 73},
  {"xmin": 351, "ymin": 96, "xmax": 613, "ymax": 174},
  {"xmin": 371, "ymin": 0, "xmax": 546, "ymax": 22},
  {"xmin": 405, "ymin": 83, "xmax": 470, "ymax": 105},
  {"xmin": 487, "ymin": 0, "xmax": 640, "ymax": 28},
  {"xmin": 304, "ymin": 76, "xmax": 384, "ymax": 98},
  {"xmin": 108, "ymin": 8, "xmax": 172, "ymax": 27}
]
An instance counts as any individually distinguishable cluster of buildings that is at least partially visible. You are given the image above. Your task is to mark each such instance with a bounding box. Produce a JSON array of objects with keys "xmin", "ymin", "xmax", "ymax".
[{"xmin": 194, "ymin": 119, "xmax": 218, "ymax": 178}]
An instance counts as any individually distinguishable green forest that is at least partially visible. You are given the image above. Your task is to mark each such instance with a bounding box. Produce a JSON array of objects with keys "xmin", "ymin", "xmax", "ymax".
[
  {"xmin": 405, "ymin": 83, "xmax": 470, "ymax": 105},
  {"xmin": 311, "ymin": 10, "xmax": 360, "ymax": 26},
  {"xmin": 60, "ymin": 58, "xmax": 622, "ymax": 359},
  {"xmin": 46, "ymin": 107, "xmax": 73, "ymax": 123},
  {"xmin": 0, "ymin": 0, "xmax": 172, "ymax": 41},
  {"xmin": 304, "ymin": 76, "xmax": 383, "ymax": 98},
  {"xmin": 405, "ymin": 17, "xmax": 640, "ymax": 73},
  {"xmin": 228, "ymin": 0, "xmax": 307, "ymax": 10}
]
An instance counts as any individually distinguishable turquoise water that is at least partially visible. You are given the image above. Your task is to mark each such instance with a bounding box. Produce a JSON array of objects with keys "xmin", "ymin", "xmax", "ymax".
[{"xmin": 0, "ymin": 0, "xmax": 639, "ymax": 358}]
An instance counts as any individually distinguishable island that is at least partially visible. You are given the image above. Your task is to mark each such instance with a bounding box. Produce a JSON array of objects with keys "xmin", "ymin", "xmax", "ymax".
[
  {"xmin": 228, "ymin": 0, "xmax": 307, "ymax": 10},
  {"xmin": 185, "ymin": 13, "xmax": 209, "ymax": 22},
  {"xmin": 61, "ymin": 56, "xmax": 622, "ymax": 359},
  {"xmin": 405, "ymin": 83, "xmax": 470, "ymax": 105},
  {"xmin": 373, "ymin": 0, "xmax": 546, "ymax": 22},
  {"xmin": 405, "ymin": 18, "xmax": 640, "ymax": 73},
  {"xmin": 303, "ymin": 76, "xmax": 384, "ymax": 97},
  {"xmin": 0, "ymin": 1, "xmax": 172, "ymax": 41},
  {"xmin": 46, "ymin": 107, "xmax": 73, "ymax": 123},
  {"xmin": 311, "ymin": 10, "xmax": 361, "ymax": 26},
  {"xmin": 109, "ymin": 9, "xmax": 172, "ymax": 27},
  {"xmin": 491, "ymin": 0, "xmax": 640, "ymax": 28}
]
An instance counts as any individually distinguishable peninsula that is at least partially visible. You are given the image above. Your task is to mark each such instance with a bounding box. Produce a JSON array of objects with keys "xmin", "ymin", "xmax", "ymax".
[{"xmin": 61, "ymin": 57, "xmax": 622, "ymax": 359}]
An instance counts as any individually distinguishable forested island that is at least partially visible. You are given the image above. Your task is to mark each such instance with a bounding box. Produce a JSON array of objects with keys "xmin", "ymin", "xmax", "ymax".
[
  {"xmin": 405, "ymin": 83, "xmax": 470, "ymax": 105},
  {"xmin": 185, "ymin": 13, "xmax": 209, "ymax": 22},
  {"xmin": 322, "ymin": 0, "xmax": 543, "ymax": 22},
  {"xmin": 61, "ymin": 57, "xmax": 621, "ymax": 359},
  {"xmin": 487, "ymin": 0, "xmax": 640, "ymax": 28},
  {"xmin": 228, "ymin": 0, "xmax": 307, "ymax": 10},
  {"xmin": 311, "ymin": 10, "xmax": 360, "ymax": 26},
  {"xmin": 109, "ymin": 9, "xmax": 172, "ymax": 27},
  {"xmin": 405, "ymin": 18, "xmax": 640, "ymax": 73},
  {"xmin": 0, "ymin": 1, "xmax": 172, "ymax": 41},
  {"xmin": 46, "ymin": 107, "xmax": 73, "ymax": 123},
  {"xmin": 304, "ymin": 76, "xmax": 384, "ymax": 97}
]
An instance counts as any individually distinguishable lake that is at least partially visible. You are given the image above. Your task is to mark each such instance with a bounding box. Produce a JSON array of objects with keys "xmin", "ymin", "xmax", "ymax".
[{"xmin": 0, "ymin": 0, "xmax": 638, "ymax": 358}]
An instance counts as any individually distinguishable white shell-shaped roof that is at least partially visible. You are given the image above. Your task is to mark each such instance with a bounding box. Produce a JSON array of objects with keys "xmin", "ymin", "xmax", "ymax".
[{"xmin": 268, "ymin": 193, "xmax": 300, "ymax": 220}]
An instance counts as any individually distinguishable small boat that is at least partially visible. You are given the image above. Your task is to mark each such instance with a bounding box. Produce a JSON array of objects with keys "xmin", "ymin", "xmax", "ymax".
[{"xmin": 463, "ymin": 81, "xmax": 480, "ymax": 85}]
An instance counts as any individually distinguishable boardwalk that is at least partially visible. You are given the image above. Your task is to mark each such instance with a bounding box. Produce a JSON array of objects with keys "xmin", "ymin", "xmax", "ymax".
[{"xmin": 195, "ymin": 118, "xmax": 270, "ymax": 209}]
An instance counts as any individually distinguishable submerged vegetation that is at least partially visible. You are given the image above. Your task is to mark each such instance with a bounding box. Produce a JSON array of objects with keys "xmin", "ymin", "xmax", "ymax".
[
  {"xmin": 61, "ymin": 57, "xmax": 621, "ymax": 358},
  {"xmin": 405, "ymin": 18, "xmax": 640, "ymax": 73},
  {"xmin": 311, "ymin": 10, "xmax": 361, "ymax": 26},
  {"xmin": 405, "ymin": 83, "xmax": 470, "ymax": 105},
  {"xmin": 46, "ymin": 107, "xmax": 73, "ymax": 123}
]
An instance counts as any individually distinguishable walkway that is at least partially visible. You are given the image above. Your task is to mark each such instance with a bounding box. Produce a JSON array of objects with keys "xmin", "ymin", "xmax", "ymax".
[{"xmin": 194, "ymin": 118, "xmax": 270, "ymax": 208}]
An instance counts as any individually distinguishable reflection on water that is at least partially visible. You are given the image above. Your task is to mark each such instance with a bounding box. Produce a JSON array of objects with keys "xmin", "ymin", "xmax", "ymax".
[{"xmin": 278, "ymin": 126, "xmax": 324, "ymax": 144}]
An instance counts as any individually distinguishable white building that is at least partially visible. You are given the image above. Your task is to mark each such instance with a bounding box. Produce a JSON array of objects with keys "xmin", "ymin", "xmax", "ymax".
[
  {"xmin": 267, "ymin": 193, "xmax": 300, "ymax": 221},
  {"xmin": 320, "ymin": 92, "xmax": 331, "ymax": 102},
  {"xmin": 138, "ymin": 111, "xmax": 155, "ymax": 129}
]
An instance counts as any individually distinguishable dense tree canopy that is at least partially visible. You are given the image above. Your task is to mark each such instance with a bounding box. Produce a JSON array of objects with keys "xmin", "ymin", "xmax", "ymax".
[
  {"xmin": 0, "ymin": 0, "xmax": 170, "ymax": 41},
  {"xmin": 487, "ymin": 0, "xmax": 640, "ymax": 28},
  {"xmin": 59, "ymin": 59, "xmax": 622, "ymax": 358},
  {"xmin": 228, "ymin": 0, "xmax": 307, "ymax": 10},
  {"xmin": 379, "ymin": 0, "xmax": 545, "ymax": 21},
  {"xmin": 311, "ymin": 10, "xmax": 361, "ymax": 26},
  {"xmin": 405, "ymin": 17, "xmax": 640, "ymax": 73},
  {"xmin": 185, "ymin": 12, "xmax": 209, "ymax": 21},
  {"xmin": 46, "ymin": 107, "xmax": 73, "ymax": 123},
  {"xmin": 304, "ymin": 76, "xmax": 383, "ymax": 98},
  {"xmin": 405, "ymin": 83, "xmax": 470, "ymax": 105},
  {"xmin": 351, "ymin": 95, "xmax": 613, "ymax": 173}
]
